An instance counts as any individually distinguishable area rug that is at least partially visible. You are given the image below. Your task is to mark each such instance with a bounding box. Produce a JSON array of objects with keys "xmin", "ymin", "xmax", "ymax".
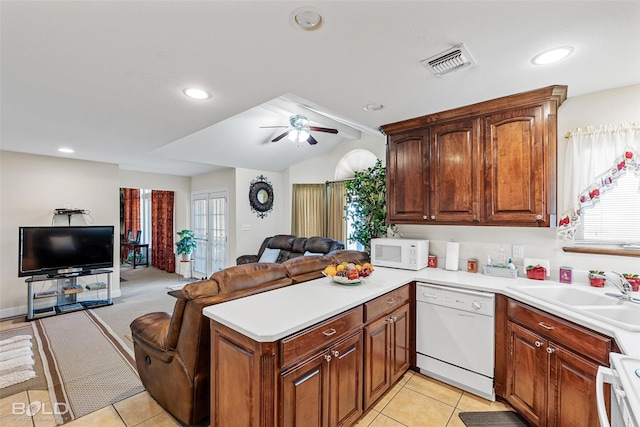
[
  {"xmin": 459, "ymin": 411, "xmax": 530, "ymax": 427},
  {"xmin": 0, "ymin": 334, "xmax": 35, "ymax": 388},
  {"xmin": 0, "ymin": 324, "xmax": 48, "ymax": 398},
  {"xmin": 33, "ymin": 310, "xmax": 144, "ymax": 424}
]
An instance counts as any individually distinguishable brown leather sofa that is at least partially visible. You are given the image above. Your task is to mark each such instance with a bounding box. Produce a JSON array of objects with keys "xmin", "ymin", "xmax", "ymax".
[
  {"xmin": 130, "ymin": 250, "xmax": 367, "ymax": 425},
  {"xmin": 236, "ymin": 234, "xmax": 344, "ymax": 265}
]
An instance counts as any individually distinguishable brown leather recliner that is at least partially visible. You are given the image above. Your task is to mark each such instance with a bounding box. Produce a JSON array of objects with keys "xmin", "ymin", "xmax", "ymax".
[
  {"xmin": 130, "ymin": 263, "xmax": 293, "ymax": 425},
  {"xmin": 236, "ymin": 234, "xmax": 344, "ymax": 265}
]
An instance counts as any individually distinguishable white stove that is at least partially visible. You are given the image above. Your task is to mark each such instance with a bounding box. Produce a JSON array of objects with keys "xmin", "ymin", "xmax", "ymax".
[{"xmin": 597, "ymin": 353, "xmax": 640, "ymax": 427}]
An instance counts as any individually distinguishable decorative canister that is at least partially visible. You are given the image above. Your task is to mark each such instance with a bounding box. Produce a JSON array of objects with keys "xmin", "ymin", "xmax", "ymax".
[
  {"xmin": 559, "ymin": 266, "xmax": 573, "ymax": 284},
  {"xmin": 428, "ymin": 255, "xmax": 437, "ymax": 268},
  {"xmin": 467, "ymin": 259, "xmax": 478, "ymax": 273}
]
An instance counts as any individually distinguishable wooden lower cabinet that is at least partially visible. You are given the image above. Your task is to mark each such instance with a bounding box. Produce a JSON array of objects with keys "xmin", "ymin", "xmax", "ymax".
[
  {"xmin": 363, "ymin": 303, "xmax": 410, "ymax": 409},
  {"xmin": 281, "ymin": 331, "xmax": 363, "ymax": 427},
  {"xmin": 505, "ymin": 299, "xmax": 614, "ymax": 427}
]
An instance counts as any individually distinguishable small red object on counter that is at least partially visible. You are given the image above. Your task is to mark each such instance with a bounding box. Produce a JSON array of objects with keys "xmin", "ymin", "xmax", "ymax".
[
  {"xmin": 428, "ymin": 255, "xmax": 437, "ymax": 268},
  {"xmin": 526, "ymin": 265, "xmax": 546, "ymax": 280}
]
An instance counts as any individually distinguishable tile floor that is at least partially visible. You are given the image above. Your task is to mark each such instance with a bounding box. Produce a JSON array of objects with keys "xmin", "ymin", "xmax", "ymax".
[{"xmin": 1, "ymin": 369, "xmax": 513, "ymax": 427}]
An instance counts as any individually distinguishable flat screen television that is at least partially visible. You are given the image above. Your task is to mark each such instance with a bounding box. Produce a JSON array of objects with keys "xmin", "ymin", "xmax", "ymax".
[{"xmin": 18, "ymin": 226, "xmax": 114, "ymax": 277}]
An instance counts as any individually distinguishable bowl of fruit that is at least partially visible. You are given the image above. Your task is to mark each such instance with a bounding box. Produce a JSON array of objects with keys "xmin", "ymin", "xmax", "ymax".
[{"xmin": 323, "ymin": 261, "xmax": 374, "ymax": 285}]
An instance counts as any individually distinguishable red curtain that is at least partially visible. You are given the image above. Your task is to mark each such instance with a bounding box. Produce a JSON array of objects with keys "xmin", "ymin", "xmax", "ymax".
[
  {"xmin": 122, "ymin": 188, "xmax": 140, "ymax": 241},
  {"xmin": 151, "ymin": 190, "xmax": 175, "ymax": 273}
]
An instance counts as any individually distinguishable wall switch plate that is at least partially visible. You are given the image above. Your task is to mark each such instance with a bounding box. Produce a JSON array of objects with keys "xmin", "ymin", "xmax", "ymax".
[{"xmin": 513, "ymin": 245, "xmax": 524, "ymax": 259}]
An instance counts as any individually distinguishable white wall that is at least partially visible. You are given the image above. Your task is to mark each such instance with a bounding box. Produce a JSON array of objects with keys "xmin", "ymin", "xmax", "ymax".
[
  {"xmin": 282, "ymin": 85, "xmax": 640, "ymax": 285},
  {"xmin": 234, "ymin": 168, "xmax": 285, "ymax": 262},
  {"xmin": 0, "ymin": 152, "xmax": 120, "ymax": 318}
]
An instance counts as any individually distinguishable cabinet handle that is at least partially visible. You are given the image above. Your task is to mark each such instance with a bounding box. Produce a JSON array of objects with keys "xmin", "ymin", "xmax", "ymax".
[
  {"xmin": 431, "ymin": 215, "xmax": 436, "ymax": 220},
  {"xmin": 331, "ymin": 350, "xmax": 339, "ymax": 357},
  {"xmin": 387, "ymin": 316, "xmax": 394, "ymax": 324},
  {"xmin": 392, "ymin": 316, "xmax": 397, "ymax": 322},
  {"xmin": 536, "ymin": 214, "xmax": 544, "ymax": 220},
  {"xmin": 538, "ymin": 322, "xmax": 555, "ymax": 330},
  {"xmin": 535, "ymin": 341, "xmax": 543, "ymax": 348},
  {"xmin": 387, "ymin": 298, "xmax": 396, "ymax": 304},
  {"xmin": 546, "ymin": 347, "xmax": 556, "ymax": 354},
  {"xmin": 322, "ymin": 328, "xmax": 337, "ymax": 337},
  {"xmin": 324, "ymin": 354, "xmax": 332, "ymax": 362},
  {"xmin": 423, "ymin": 215, "xmax": 428, "ymax": 220}
]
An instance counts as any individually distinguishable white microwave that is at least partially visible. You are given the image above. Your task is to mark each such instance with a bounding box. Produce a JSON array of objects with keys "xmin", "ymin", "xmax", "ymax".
[{"xmin": 370, "ymin": 238, "xmax": 429, "ymax": 271}]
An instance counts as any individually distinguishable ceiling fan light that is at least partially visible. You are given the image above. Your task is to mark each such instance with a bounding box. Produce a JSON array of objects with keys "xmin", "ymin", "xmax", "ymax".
[
  {"xmin": 298, "ymin": 130, "xmax": 310, "ymax": 141},
  {"xmin": 288, "ymin": 129, "xmax": 299, "ymax": 142}
]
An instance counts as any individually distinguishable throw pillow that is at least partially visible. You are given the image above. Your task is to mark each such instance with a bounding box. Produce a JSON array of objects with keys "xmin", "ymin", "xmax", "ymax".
[
  {"xmin": 304, "ymin": 251, "xmax": 324, "ymax": 256},
  {"xmin": 258, "ymin": 247, "xmax": 281, "ymax": 263}
]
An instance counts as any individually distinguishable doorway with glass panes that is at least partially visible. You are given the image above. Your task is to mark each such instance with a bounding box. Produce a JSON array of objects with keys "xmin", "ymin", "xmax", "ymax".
[{"xmin": 192, "ymin": 189, "xmax": 228, "ymax": 278}]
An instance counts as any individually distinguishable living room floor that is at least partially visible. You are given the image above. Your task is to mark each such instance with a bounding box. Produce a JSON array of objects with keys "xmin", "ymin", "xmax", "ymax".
[{"xmin": 1, "ymin": 369, "xmax": 513, "ymax": 427}]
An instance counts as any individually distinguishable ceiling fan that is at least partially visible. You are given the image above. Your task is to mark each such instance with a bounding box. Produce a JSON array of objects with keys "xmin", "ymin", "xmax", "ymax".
[{"xmin": 260, "ymin": 114, "xmax": 338, "ymax": 145}]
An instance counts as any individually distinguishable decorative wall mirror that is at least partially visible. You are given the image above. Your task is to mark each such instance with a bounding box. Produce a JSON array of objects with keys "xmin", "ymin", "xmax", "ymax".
[{"xmin": 249, "ymin": 175, "xmax": 274, "ymax": 218}]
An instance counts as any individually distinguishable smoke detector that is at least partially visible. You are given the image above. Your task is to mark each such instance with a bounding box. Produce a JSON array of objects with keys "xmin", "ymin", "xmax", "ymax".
[{"xmin": 421, "ymin": 44, "xmax": 476, "ymax": 76}]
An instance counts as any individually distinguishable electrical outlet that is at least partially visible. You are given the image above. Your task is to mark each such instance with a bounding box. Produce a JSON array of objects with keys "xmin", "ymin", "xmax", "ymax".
[{"xmin": 513, "ymin": 245, "xmax": 524, "ymax": 259}]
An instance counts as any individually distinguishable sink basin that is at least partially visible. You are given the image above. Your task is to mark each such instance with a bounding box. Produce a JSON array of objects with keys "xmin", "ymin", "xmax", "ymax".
[
  {"xmin": 514, "ymin": 285, "xmax": 624, "ymax": 307},
  {"xmin": 582, "ymin": 305, "xmax": 640, "ymax": 331},
  {"xmin": 512, "ymin": 284, "xmax": 640, "ymax": 331}
]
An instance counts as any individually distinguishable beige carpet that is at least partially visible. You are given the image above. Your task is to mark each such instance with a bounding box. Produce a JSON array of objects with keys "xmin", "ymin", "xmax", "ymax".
[
  {"xmin": 33, "ymin": 310, "xmax": 144, "ymax": 424},
  {"xmin": 91, "ymin": 266, "xmax": 186, "ymax": 350}
]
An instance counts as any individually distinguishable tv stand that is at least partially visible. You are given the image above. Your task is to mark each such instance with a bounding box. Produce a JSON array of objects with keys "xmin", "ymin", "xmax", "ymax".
[{"xmin": 26, "ymin": 269, "xmax": 112, "ymax": 321}]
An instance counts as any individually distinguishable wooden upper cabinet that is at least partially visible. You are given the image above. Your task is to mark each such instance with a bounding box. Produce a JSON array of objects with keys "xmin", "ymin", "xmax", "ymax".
[
  {"xmin": 386, "ymin": 130, "xmax": 430, "ymax": 223},
  {"xmin": 381, "ymin": 85, "xmax": 567, "ymax": 227},
  {"xmin": 430, "ymin": 119, "xmax": 482, "ymax": 223},
  {"xmin": 484, "ymin": 106, "xmax": 548, "ymax": 225}
]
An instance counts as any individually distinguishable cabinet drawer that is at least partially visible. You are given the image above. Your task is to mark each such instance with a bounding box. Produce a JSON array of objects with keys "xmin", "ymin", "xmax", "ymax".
[
  {"xmin": 507, "ymin": 299, "xmax": 612, "ymax": 364},
  {"xmin": 280, "ymin": 306, "xmax": 363, "ymax": 368},
  {"xmin": 364, "ymin": 285, "xmax": 409, "ymax": 323}
]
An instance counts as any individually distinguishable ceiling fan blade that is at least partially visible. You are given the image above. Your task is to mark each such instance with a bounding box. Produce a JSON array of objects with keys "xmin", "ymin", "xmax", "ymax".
[
  {"xmin": 260, "ymin": 125, "xmax": 289, "ymax": 129},
  {"xmin": 309, "ymin": 126, "xmax": 338, "ymax": 134},
  {"xmin": 307, "ymin": 134, "xmax": 319, "ymax": 145},
  {"xmin": 272, "ymin": 130, "xmax": 290, "ymax": 142}
]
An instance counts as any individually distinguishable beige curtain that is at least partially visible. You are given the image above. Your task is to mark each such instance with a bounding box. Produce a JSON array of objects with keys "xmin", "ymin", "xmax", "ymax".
[
  {"xmin": 326, "ymin": 181, "xmax": 347, "ymax": 243},
  {"xmin": 291, "ymin": 184, "xmax": 326, "ymax": 237}
]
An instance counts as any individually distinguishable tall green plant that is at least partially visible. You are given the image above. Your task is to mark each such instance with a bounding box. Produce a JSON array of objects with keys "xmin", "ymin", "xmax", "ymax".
[{"xmin": 344, "ymin": 159, "xmax": 391, "ymax": 253}]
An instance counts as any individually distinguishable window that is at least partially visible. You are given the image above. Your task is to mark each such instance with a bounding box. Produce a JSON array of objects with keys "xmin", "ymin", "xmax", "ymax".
[{"xmin": 578, "ymin": 173, "xmax": 640, "ymax": 244}]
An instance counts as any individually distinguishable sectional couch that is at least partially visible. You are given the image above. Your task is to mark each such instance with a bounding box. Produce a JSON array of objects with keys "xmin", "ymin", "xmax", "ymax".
[{"xmin": 130, "ymin": 249, "xmax": 368, "ymax": 425}]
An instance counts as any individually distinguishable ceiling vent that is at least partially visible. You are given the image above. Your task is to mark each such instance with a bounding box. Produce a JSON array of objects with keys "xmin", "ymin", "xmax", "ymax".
[{"xmin": 421, "ymin": 44, "xmax": 476, "ymax": 76}]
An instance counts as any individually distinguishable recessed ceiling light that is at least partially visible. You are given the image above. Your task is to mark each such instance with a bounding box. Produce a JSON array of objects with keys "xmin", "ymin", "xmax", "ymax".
[
  {"xmin": 364, "ymin": 103, "xmax": 384, "ymax": 112},
  {"xmin": 290, "ymin": 7, "xmax": 324, "ymax": 32},
  {"xmin": 183, "ymin": 88, "xmax": 211, "ymax": 100},
  {"xmin": 58, "ymin": 148, "xmax": 74, "ymax": 153},
  {"xmin": 531, "ymin": 46, "xmax": 574, "ymax": 65}
]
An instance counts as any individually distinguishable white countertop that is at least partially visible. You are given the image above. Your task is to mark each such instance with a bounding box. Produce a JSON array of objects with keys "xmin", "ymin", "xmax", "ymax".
[{"xmin": 202, "ymin": 266, "xmax": 640, "ymax": 358}]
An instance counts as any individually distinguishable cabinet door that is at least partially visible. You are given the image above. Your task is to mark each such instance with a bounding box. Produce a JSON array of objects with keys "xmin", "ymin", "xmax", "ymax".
[
  {"xmin": 386, "ymin": 130, "xmax": 430, "ymax": 223},
  {"xmin": 430, "ymin": 119, "xmax": 481, "ymax": 223},
  {"xmin": 281, "ymin": 352, "xmax": 330, "ymax": 427},
  {"xmin": 329, "ymin": 331, "xmax": 363, "ymax": 427},
  {"xmin": 363, "ymin": 314, "xmax": 390, "ymax": 409},
  {"xmin": 483, "ymin": 106, "xmax": 550, "ymax": 225},
  {"xmin": 506, "ymin": 321, "xmax": 548, "ymax": 426},
  {"xmin": 389, "ymin": 304, "xmax": 410, "ymax": 385},
  {"xmin": 548, "ymin": 344, "xmax": 600, "ymax": 427}
]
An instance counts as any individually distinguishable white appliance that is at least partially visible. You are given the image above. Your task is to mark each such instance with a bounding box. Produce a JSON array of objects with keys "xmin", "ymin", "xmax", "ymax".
[
  {"xmin": 370, "ymin": 238, "xmax": 429, "ymax": 271},
  {"xmin": 596, "ymin": 353, "xmax": 640, "ymax": 427},
  {"xmin": 416, "ymin": 282, "xmax": 496, "ymax": 401}
]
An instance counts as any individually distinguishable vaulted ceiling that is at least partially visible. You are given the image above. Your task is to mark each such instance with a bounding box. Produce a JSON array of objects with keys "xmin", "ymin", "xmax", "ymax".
[{"xmin": 2, "ymin": 1, "xmax": 639, "ymax": 176}]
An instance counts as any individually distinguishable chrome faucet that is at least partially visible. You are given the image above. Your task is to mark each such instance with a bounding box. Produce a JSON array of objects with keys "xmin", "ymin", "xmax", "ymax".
[{"xmin": 591, "ymin": 271, "xmax": 633, "ymax": 301}]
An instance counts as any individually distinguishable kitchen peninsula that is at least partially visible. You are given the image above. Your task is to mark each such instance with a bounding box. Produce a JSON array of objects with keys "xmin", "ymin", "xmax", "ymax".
[{"xmin": 204, "ymin": 267, "xmax": 640, "ymax": 427}]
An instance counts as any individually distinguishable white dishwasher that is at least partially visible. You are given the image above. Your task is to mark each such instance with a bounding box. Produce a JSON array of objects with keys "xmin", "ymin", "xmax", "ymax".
[{"xmin": 416, "ymin": 282, "xmax": 495, "ymax": 401}]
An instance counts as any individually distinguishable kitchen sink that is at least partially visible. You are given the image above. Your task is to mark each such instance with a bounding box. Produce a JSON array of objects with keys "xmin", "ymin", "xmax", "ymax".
[
  {"xmin": 581, "ymin": 305, "xmax": 640, "ymax": 330},
  {"xmin": 514, "ymin": 285, "xmax": 624, "ymax": 307},
  {"xmin": 511, "ymin": 284, "xmax": 640, "ymax": 332}
]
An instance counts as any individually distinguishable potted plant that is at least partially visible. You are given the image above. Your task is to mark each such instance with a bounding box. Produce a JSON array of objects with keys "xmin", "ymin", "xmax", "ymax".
[
  {"xmin": 622, "ymin": 273, "xmax": 640, "ymax": 292},
  {"xmin": 345, "ymin": 159, "xmax": 392, "ymax": 253},
  {"xmin": 176, "ymin": 229, "xmax": 197, "ymax": 261},
  {"xmin": 588, "ymin": 270, "xmax": 606, "ymax": 287}
]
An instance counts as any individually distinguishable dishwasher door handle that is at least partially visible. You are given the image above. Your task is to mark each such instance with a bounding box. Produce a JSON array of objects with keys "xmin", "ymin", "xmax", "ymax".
[{"xmin": 596, "ymin": 366, "xmax": 614, "ymax": 427}]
